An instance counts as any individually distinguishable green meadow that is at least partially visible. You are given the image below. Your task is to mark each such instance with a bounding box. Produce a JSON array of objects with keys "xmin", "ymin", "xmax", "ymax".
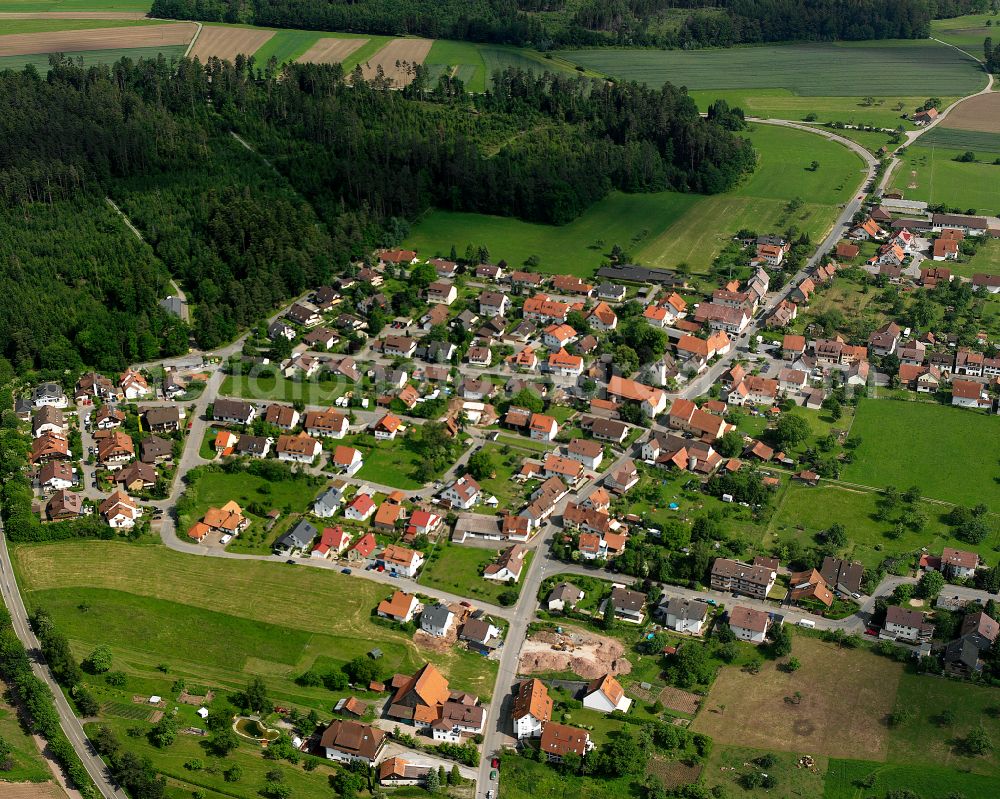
[
  {"xmin": 407, "ymin": 123, "xmax": 861, "ymax": 277},
  {"xmin": 890, "ymin": 144, "xmax": 1000, "ymax": 212}
]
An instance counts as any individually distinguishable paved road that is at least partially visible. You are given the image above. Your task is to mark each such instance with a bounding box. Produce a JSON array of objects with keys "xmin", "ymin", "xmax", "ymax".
[{"xmin": 0, "ymin": 521, "xmax": 127, "ymax": 799}]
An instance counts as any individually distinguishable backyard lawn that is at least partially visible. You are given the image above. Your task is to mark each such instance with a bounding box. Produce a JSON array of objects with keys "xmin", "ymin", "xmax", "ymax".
[
  {"xmin": 176, "ymin": 469, "xmax": 321, "ymax": 548},
  {"xmin": 13, "ymin": 542, "xmax": 498, "ymax": 703},
  {"xmin": 843, "ymin": 398, "xmax": 1000, "ymax": 506},
  {"xmin": 344, "ymin": 432, "xmax": 467, "ymax": 490},
  {"xmin": 472, "ymin": 443, "xmax": 532, "ymax": 515},
  {"xmin": 219, "ymin": 372, "xmax": 353, "ymax": 405},
  {"xmin": 419, "ymin": 540, "xmax": 532, "ymax": 605}
]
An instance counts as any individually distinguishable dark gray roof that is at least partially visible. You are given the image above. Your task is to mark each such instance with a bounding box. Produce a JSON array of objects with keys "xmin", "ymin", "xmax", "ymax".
[
  {"xmin": 235, "ymin": 435, "xmax": 269, "ymax": 455},
  {"xmin": 663, "ymin": 597, "xmax": 710, "ymax": 622},
  {"xmin": 597, "ymin": 265, "xmax": 684, "ymax": 286},
  {"xmin": 421, "ymin": 604, "xmax": 453, "ymax": 629},
  {"xmin": 277, "ymin": 519, "xmax": 317, "ymax": 550},
  {"xmin": 140, "ymin": 435, "xmax": 173, "ymax": 462},
  {"xmin": 213, "ymin": 398, "xmax": 255, "ymax": 422},
  {"xmin": 33, "ymin": 382, "xmax": 64, "ymax": 400}
]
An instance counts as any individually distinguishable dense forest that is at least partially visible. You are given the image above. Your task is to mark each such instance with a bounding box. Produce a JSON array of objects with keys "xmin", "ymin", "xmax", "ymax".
[
  {"xmin": 151, "ymin": 0, "xmax": 987, "ymax": 48},
  {"xmin": 0, "ymin": 56, "xmax": 752, "ymax": 368}
]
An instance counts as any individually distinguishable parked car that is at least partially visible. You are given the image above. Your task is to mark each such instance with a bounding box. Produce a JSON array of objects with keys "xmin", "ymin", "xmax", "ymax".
[
  {"xmin": 341, "ymin": 568, "xmax": 352, "ymax": 575},
  {"xmin": 491, "ymin": 758, "xmax": 499, "ymax": 769}
]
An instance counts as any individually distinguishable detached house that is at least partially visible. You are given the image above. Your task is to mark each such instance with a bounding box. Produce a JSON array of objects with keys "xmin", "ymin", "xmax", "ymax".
[
  {"xmin": 372, "ymin": 413, "xmax": 402, "ymax": 440},
  {"xmin": 939, "ymin": 547, "xmax": 979, "ymax": 581},
  {"xmin": 377, "ymin": 590, "xmax": 421, "ymax": 623},
  {"xmin": 607, "ymin": 376, "xmax": 666, "ymax": 418},
  {"xmin": 882, "ymin": 606, "xmax": 933, "ymax": 643},
  {"xmin": 661, "ymin": 597, "xmax": 711, "ymax": 635},
  {"xmin": 442, "ymin": 475, "xmax": 481, "ymax": 509},
  {"xmin": 951, "ymin": 379, "xmax": 989, "ymax": 409},
  {"xmin": 479, "ymin": 291, "xmax": 510, "ymax": 318},
  {"xmin": 213, "ymin": 398, "xmax": 256, "ymax": 426},
  {"xmin": 142, "ymin": 406, "xmax": 180, "ymax": 433},
  {"xmin": 539, "ymin": 723, "xmax": 593, "ymax": 762},
  {"xmin": 99, "ymin": 490, "xmax": 141, "ymax": 529},
  {"xmin": 529, "ymin": 413, "xmax": 558, "ymax": 442},
  {"xmin": 287, "ymin": 301, "xmax": 322, "ymax": 327},
  {"xmin": 304, "ymin": 408, "xmax": 349, "ymax": 439},
  {"xmin": 728, "ymin": 606, "xmax": 771, "ymax": 644},
  {"xmin": 320, "ymin": 720, "xmax": 386, "ymax": 766},
  {"xmin": 582, "ymin": 674, "xmax": 631, "ymax": 713},
  {"xmin": 120, "ymin": 369, "xmax": 151, "ymax": 399},
  {"xmin": 483, "ymin": 544, "xmax": 527, "ymax": 582},
  {"xmin": 98, "ymin": 431, "xmax": 135, "ymax": 469},
  {"xmin": 426, "ymin": 281, "xmax": 458, "ymax": 306},
  {"xmin": 587, "ymin": 302, "xmax": 618, "ymax": 331},
  {"xmin": 275, "ymin": 432, "xmax": 322, "ymax": 464},
  {"xmin": 512, "ymin": 679, "xmax": 553, "ymax": 739},
  {"xmin": 264, "ymin": 403, "xmax": 300, "ymax": 431}
]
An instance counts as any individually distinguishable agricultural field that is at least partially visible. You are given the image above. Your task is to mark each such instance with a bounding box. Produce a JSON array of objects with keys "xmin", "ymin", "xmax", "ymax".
[
  {"xmin": 889, "ymin": 144, "xmax": 1000, "ymax": 212},
  {"xmin": 12, "ymin": 541, "xmax": 499, "ymax": 701},
  {"xmin": 691, "ymin": 637, "xmax": 903, "ymax": 760},
  {"xmin": 843, "ymin": 398, "xmax": 1000, "ymax": 506},
  {"xmin": 293, "ymin": 34, "xmax": 366, "ymax": 66},
  {"xmin": 407, "ymin": 123, "xmax": 860, "ymax": 277},
  {"xmin": 634, "ymin": 123, "xmax": 863, "ymax": 274},
  {"xmin": 424, "ymin": 38, "xmax": 487, "ymax": 92},
  {"xmin": 931, "ymin": 12, "xmax": 1000, "ymax": 56},
  {"xmin": 0, "ymin": 16, "xmax": 160, "ymax": 31},
  {"xmin": 935, "ymin": 91, "xmax": 1000, "ymax": 135},
  {"xmin": 0, "ymin": 42, "xmax": 184, "ymax": 70},
  {"xmin": 0, "ymin": 19, "xmax": 193, "ymax": 56},
  {"xmin": 563, "ymin": 40, "xmax": 986, "ymax": 96},
  {"xmin": 405, "ymin": 190, "xmax": 700, "ymax": 277},
  {"xmin": 359, "ymin": 37, "xmax": 432, "ymax": 86},
  {"xmin": 687, "ymin": 88, "xmax": 944, "ymax": 130},
  {"xmin": 419, "ymin": 540, "xmax": 532, "ymax": 605},
  {"xmin": 0, "ymin": 0, "xmax": 151, "ymax": 10},
  {"xmin": 189, "ymin": 24, "xmax": 272, "ymax": 62}
]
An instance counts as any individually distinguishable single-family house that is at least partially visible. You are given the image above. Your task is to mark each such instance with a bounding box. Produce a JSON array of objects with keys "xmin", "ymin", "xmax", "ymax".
[
  {"xmin": 276, "ymin": 432, "xmax": 322, "ymax": 464},
  {"xmin": 728, "ymin": 606, "xmax": 771, "ymax": 644},
  {"xmin": 377, "ymin": 590, "xmax": 421, "ymax": 623},
  {"xmin": 512, "ymin": 679, "xmax": 553, "ymax": 739}
]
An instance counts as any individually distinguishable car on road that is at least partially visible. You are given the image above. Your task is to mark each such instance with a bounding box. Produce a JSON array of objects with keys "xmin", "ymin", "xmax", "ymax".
[
  {"xmin": 486, "ymin": 791, "xmax": 494, "ymax": 799},
  {"xmin": 490, "ymin": 770, "xmax": 498, "ymax": 780},
  {"xmin": 341, "ymin": 568, "xmax": 352, "ymax": 575},
  {"xmin": 491, "ymin": 758, "xmax": 499, "ymax": 768}
]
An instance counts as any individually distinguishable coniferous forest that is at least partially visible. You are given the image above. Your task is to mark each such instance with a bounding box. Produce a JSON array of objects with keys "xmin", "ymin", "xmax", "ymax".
[
  {"xmin": 150, "ymin": 0, "xmax": 972, "ymax": 49},
  {"xmin": 0, "ymin": 55, "xmax": 754, "ymax": 370}
]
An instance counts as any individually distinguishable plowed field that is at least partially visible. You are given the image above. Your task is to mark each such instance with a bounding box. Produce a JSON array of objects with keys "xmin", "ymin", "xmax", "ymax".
[
  {"xmin": 0, "ymin": 22, "xmax": 195, "ymax": 56},
  {"xmin": 188, "ymin": 25, "xmax": 273, "ymax": 62},
  {"xmin": 298, "ymin": 35, "xmax": 366, "ymax": 65},
  {"xmin": 360, "ymin": 37, "xmax": 432, "ymax": 86}
]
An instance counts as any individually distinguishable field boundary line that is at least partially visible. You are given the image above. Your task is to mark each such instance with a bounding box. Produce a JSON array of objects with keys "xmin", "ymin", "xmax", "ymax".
[{"xmin": 184, "ymin": 21, "xmax": 202, "ymax": 58}]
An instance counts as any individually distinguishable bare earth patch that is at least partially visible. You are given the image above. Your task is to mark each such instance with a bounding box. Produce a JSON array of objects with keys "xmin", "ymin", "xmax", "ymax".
[
  {"xmin": 0, "ymin": 23, "xmax": 196, "ymax": 56},
  {"xmin": 691, "ymin": 637, "xmax": 902, "ymax": 760},
  {"xmin": 298, "ymin": 37, "xmax": 366, "ymax": 65},
  {"xmin": 0, "ymin": 784, "xmax": 68, "ymax": 799},
  {"xmin": 189, "ymin": 26, "xmax": 274, "ymax": 63},
  {"xmin": 646, "ymin": 758, "xmax": 702, "ymax": 789},
  {"xmin": 518, "ymin": 627, "xmax": 631, "ymax": 679},
  {"xmin": 360, "ymin": 38, "xmax": 432, "ymax": 86},
  {"xmin": 940, "ymin": 92, "xmax": 1000, "ymax": 133},
  {"xmin": 656, "ymin": 685, "xmax": 702, "ymax": 715}
]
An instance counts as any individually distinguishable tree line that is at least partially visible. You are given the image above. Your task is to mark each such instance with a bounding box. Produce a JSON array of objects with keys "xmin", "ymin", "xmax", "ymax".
[
  {"xmin": 150, "ymin": 0, "xmax": 961, "ymax": 48},
  {"xmin": 1, "ymin": 55, "xmax": 753, "ymax": 365}
]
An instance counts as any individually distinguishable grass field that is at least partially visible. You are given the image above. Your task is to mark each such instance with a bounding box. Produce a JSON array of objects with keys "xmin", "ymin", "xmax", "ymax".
[
  {"xmin": 563, "ymin": 40, "xmax": 986, "ymax": 96},
  {"xmin": 889, "ymin": 144, "xmax": 1000, "ymax": 213},
  {"xmin": 219, "ymin": 371, "xmax": 352, "ymax": 404},
  {"xmin": 704, "ymin": 746, "xmax": 827, "ymax": 799},
  {"xmin": 0, "ymin": 17, "xmax": 161, "ymax": 32},
  {"xmin": 687, "ymin": 88, "xmax": 941, "ymax": 129},
  {"xmin": 0, "ymin": 684, "xmax": 53, "ymax": 783},
  {"xmin": 341, "ymin": 431, "xmax": 467, "ymax": 491},
  {"xmin": 0, "ymin": 42, "xmax": 184, "ymax": 70},
  {"xmin": 419, "ymin": 540, "xmax": 532, "ymax": 604},
  {"xmin": 843, "ymin": 399, "xmax": 1000, "ymax": 506},
  {"xmin": 888, "ymin": 672, "xmax": 1000, "ymax": 777},
  {"xmin": 692, "ymin": 637, "xmax": 902, "ymax": 760},
  {"xmin": 766, "ymin": 482, "xmax": 1000, "ymax": 569},
  {"xmin": 955, "ymin": 237, "xmax": 1000, "ymax": 278},
  {"xmin": 0, "ymin": 0, "xmax": 151, "ymax": 9},
  {"xmin": 407, "ymin": 123, "xmax": 859, "ymax": 277},
  {"xmin": 498, "ymin": 752, "xmax": 639, "ymax": 799},
  {"xmin": 634, "ymin": 123, "xmax": 862, "ymax": 273},
  {"xmin": 931, "ymin": 12, "xmax": 1000, "ymax": 56},
  {"xmin": 13, "ymin": 542, "xmax": 498, "ymax": 701},
  {"xmin": 824, "ymin": 758, "xmax": 998, "ymax": 799},
  {"xmin": 405, "ymin": 190, "xmax": 700, "ymax": 277},
  {"xmin": 425, "ymin": 39, "xmax": 487, "ymax": 92}
]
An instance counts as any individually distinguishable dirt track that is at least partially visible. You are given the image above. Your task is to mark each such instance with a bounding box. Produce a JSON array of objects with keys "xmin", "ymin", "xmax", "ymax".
[
  {"xmin": 938, "ymin": 92, "xmax": 1000, "ymax": 133},
  {"xmin": 518, "ymin": 627, "xmax": 632, "ymax": 679},
  {"xmin": 0, "ymin": 11, "xmax": 148, "ymax": 19},
  {"xmin": 298, "ymin": 36, "xmax": 367, "ymax": 65},
  {"xmin": 0, "ymin": 23, "xmax": 196, "ymax": 56},
  {"xmin": 360, "ymin": 37, "xmax": 432, "ymax": 86},
  {"xmin": 188, "ymin": 25, "xmax": 273, "ymax": 63}
]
